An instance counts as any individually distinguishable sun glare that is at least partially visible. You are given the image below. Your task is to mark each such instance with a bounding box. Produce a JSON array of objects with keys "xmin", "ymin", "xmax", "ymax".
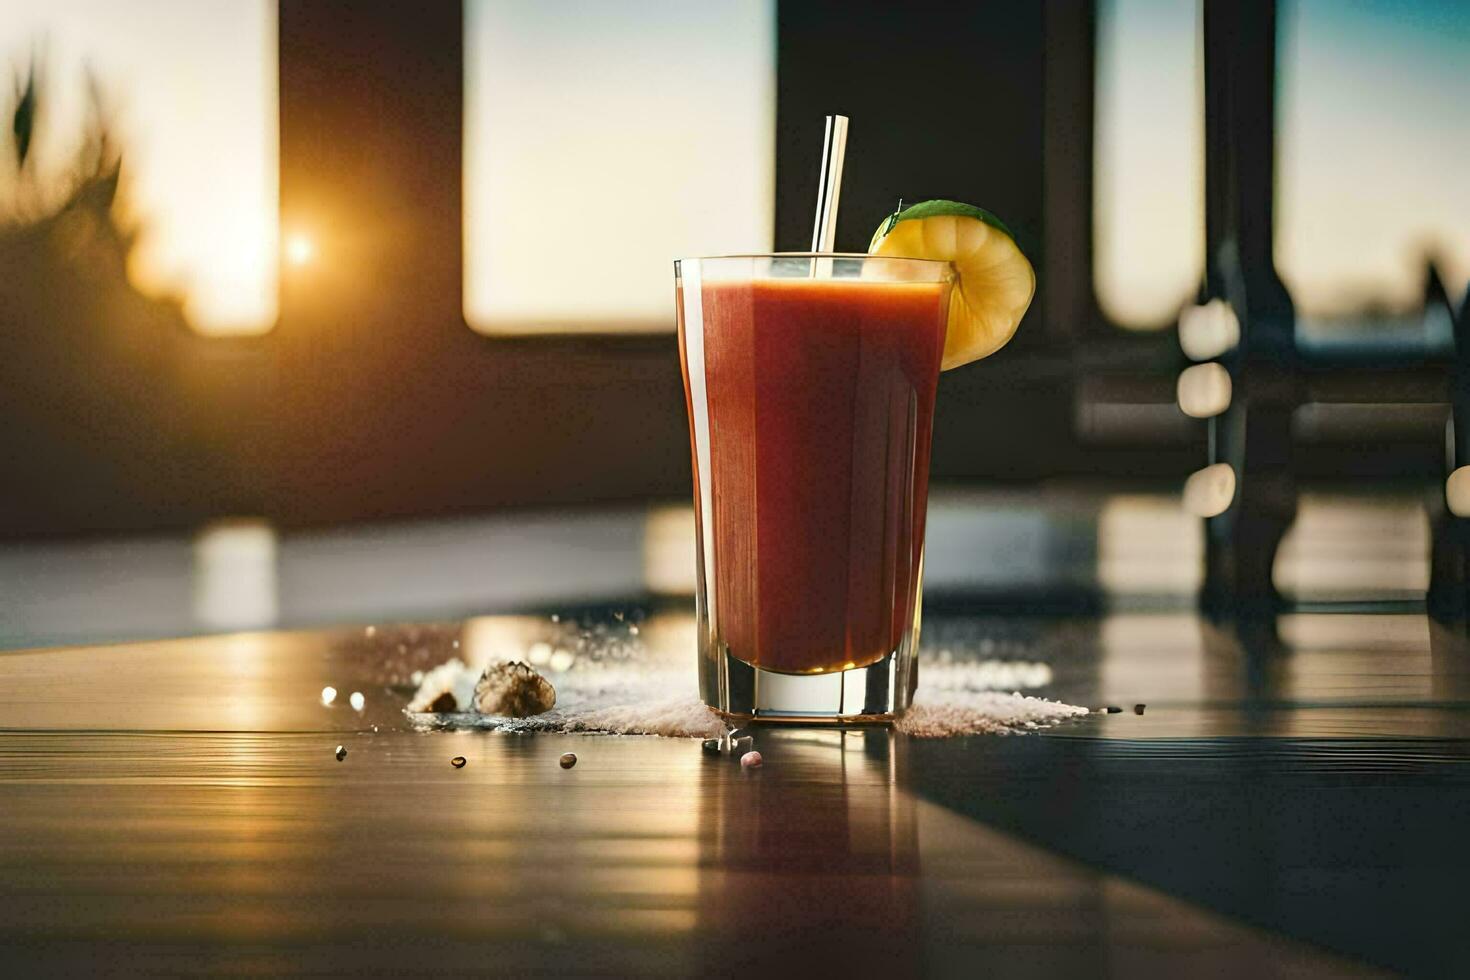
[
  {"xmin": 0, "ymin": 0, "xmax": 279, "ymax": 336},
  {"xmin": 284, "ymin": 233, "xmax": 315, "ymax": 268}
]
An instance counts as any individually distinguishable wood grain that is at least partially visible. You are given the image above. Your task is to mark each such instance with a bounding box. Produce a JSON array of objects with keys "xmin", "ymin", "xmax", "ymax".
[{"xmin": 3, "ymin": 609, "xmax": 1458, "ymax": 974}]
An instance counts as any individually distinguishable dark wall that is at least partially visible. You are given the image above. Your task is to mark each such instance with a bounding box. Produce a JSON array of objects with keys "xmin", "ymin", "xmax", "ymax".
[{"xmin": 0, "ymin": 0, "xmax": 1177, "ymax": 538}]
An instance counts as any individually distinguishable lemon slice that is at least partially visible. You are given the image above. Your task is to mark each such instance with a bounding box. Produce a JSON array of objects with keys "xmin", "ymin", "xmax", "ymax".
[{"xmin": 868, "ymin": 200, "xmax": 1035, "ymax": 370}]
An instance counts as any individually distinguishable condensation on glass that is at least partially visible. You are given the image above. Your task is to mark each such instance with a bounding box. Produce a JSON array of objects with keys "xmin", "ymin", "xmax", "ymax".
[
  {"xmin": 0, "ymin": 0, "xmax": 279, "ymax": 335},
  {"xmin": 463, "ymin": 0, "xmax": 776, "ymax": 334},
  {"xmin": 1093, "ymin": 0, "xmax": 1204, "ymax": 330},
  {"xmin": 1277, "ymin": 0, "xmax": 1470, "ymax": 320}
]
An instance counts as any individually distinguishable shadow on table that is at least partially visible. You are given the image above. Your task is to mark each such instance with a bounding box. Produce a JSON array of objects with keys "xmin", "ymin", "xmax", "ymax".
[{"xmin": 898, "ymin": 618, "xmax": 1470, "ymax": 977}]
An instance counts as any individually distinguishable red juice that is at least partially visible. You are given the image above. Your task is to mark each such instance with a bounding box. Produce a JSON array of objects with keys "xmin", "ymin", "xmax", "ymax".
[{"xmin": 679, "ymin": 275, "xmax": 951, "ymax": 675}]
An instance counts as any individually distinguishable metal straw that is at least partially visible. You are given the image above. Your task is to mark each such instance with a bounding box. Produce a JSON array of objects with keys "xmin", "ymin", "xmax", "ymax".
[{"xmin": 809, "ymin": 114, "xmax": 849, "ymax": 253}]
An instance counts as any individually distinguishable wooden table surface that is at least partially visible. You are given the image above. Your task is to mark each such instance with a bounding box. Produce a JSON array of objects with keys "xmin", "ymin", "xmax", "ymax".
[{"xmin": 2, "ymin": 608, "xmax": 1468, "ymax": 976}]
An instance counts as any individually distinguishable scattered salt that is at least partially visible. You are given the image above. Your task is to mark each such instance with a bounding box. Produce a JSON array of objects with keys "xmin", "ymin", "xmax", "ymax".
[
  {"xmin": 499, "ymin": 697, "xmax": 725, "ymax": 739},
  {"xmin": 349, "ymin": 691, "xmax": 365, "ymax": 712},
  {"xmin": 403, "ymin": 647, "xmax": 1088, "ymax": 740},
  {"xmin": 405, "ymin": 658, "xmax": 477, "ymax": 713},
  {"xmin": 919, "ymin": 659, "xmax": 1053, "ymax": 693},
  {"xmin": 320, "ymin": 686, "xmax": 337, "ymax": 706},
  {"xmin": 896, "ymin": 692, "xmax": 1091, "ymax": 738}
]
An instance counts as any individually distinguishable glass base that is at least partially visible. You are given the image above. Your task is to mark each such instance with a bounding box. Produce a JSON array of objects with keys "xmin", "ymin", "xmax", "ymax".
[{"xmin": 701, "ymin": 646, "xmax": 917, "ymax": 723}]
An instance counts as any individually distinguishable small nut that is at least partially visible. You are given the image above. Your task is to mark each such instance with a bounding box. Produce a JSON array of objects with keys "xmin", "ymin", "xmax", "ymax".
[
  {"xmin": 474, "ymin": 661, "xmax": 557, "ymax": 717},
  {"xmin": 559, "ymin": 753, "xmax": 577, "ymax": 769}
]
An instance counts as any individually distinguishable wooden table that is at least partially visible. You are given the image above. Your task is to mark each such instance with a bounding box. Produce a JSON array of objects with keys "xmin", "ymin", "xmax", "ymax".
[{"xmin": 2, "ymin": 608, "xmax": 1467, "ymax": 975}]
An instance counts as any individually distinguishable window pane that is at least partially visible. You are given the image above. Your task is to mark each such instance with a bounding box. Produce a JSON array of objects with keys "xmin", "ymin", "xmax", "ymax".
[
  {"xmin": 0, "ymin": 0, "xmax": 278, "ymax": 335},
  {"xmin": 464, "ymin": 0, "xmax": 775, "ymax": 334},
  {"xmin": 1278, "ymin": 0, "xmax": 1470, "ymax": 319},
  {"xmin": 1093, "ymin": 0, "xmax": 1204, "ymax": 330}
]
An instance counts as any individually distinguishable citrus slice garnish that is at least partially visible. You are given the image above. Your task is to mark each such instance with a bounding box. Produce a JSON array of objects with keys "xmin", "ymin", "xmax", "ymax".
[{"xmin": 868, "ymin": 199, "xmax": 1035, "ymax": 370}]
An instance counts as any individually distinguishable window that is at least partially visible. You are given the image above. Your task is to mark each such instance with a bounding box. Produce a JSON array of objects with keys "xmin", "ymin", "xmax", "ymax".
[
  {"xmin": 463, "ymin": 0, "xmax": 775, "ymax": 334},
  {"xmin": 1277, "ymin": 0, "xmax": 1470, "ymax": 320},
  {"xmin": 1092, "ymin": 0, "xmax": 1204, "ymax": 330},
  {"xmin": 0, "ymin": 0, "xmax": 279, "ymax": 335}
]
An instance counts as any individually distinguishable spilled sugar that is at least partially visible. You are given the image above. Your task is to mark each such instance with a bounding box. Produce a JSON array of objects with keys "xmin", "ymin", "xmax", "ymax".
[{"xmin": 404, "ymin": 657, "xmax": 1086, "ymax": 739}]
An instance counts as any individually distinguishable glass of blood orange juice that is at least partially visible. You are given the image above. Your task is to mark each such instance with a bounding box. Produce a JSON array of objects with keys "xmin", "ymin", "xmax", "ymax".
[{"xmin": 676, "ymin": 254, "xmax": 955, "ymax": 721}]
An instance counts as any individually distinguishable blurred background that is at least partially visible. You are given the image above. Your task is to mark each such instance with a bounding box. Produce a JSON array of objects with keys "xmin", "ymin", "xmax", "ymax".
[{"xmin": 1, "ymin": 0, "xmax": 1467, "ymax": 648}]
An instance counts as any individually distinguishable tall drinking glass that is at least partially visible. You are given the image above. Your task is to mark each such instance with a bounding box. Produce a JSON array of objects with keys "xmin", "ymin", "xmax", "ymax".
[{"xmin": 676, "ymin": 254, "xmax": 955, "ymax": 721}]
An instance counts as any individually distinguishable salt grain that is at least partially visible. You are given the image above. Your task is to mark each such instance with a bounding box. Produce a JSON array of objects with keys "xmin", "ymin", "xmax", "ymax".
[
  {"xmin": 321, "ymin": 686, "xmax": 337, "ymax": 706},
  {"xmin": 349, "ymin": 691, "xmax": 365, "ymax": 712}
]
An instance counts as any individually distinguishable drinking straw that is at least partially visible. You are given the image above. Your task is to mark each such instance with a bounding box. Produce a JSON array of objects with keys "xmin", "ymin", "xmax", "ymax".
[{"xmin": 809, "ymin": 114, "xmax": 849, "ymax": 253}]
